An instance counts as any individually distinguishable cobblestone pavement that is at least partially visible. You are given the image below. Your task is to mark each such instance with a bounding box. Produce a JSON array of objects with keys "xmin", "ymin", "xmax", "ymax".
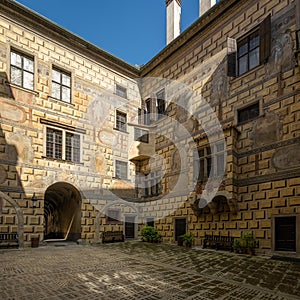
[{"xmin": 0, "ymin": 241, "xmax": 300, "ymax": 300}]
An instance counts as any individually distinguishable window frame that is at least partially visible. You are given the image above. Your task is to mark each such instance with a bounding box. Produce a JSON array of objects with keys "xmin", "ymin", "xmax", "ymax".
[
  {"xmin": 237, "ymin": 29, "xmax": 260, "ymax": 76},
  {"xmin": 195, "ymin": 142, "xmax": 226, "ymax": 182},
  {"xmin": 156, "ymin": 89, "xmax": 166, "ymax": 119},
  {"xmin": 237, "ymin": 101, "xmax": 260, "ymax": 124},
  {"xmin": 51, "ymin": 67, "xmax": 72, "ymax": 103},
  {"xmin": 115, "ymin": 160, "xmax": 128, "ymax": 180},
  {"xmin": 45, "ymin": 125, "xmax": 82, "ymax": 163},
  {"xmin": 115, "ymin": 110, "xmax": 127, "ymax": 132},
  {"xmin": 106, "ymin": 209, "xmax": 121, "ymax": 224},
  {"xmin": 10, "ymin": 49, "xmax": 34, "ymax": 90},
  {"xmin": 115, "ymin": 84, "xmax": 127, "ymax": 99},
  {"xmin": 142, "ymin": 170, "xmax": 162, "ymax": 197},
  {"xmin": 227, "ymin": 15, "xmax": 271, "ymax": 77}
]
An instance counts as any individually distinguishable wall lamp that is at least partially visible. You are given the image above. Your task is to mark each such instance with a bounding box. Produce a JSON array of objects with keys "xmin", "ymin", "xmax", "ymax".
[{"xmin": 31, "ymin": 192, "xmax": 37, "ymax": 208}]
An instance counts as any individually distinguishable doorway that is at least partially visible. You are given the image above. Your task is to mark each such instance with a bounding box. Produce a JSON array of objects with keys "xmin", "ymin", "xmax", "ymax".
[
  {"xmin": 275, "ymin": 216, "xmax": 296, "ymax": 252},
  {"xmin": 125, "ymin": 215, "xmax": 136, "ymax": 239},
  {"xmin": 44, "ymin": 182, "xmax": 81, "ymax": 241},
  {"xmin": 175, "ymin": 218, "xmax": 186, "ymax": 241}
]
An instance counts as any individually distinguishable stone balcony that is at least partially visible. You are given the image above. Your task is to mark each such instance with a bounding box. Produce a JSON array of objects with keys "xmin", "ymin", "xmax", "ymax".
[{"xmin": 128, "ymin": 123, "xmax": 156, "ymax": 162}]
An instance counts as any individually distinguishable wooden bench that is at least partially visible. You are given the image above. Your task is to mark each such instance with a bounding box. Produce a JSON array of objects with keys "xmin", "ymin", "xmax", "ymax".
[
  {"xmin": 203, "ymin": 234, "xmax": 234, "ymax": 251},
  {"xmin": 102, "ymin": 231, "xmax": 124, "ymax": 243},
  {"xmin": 0, "ymin": 233, "xmax": 19, "ymax": 249}
]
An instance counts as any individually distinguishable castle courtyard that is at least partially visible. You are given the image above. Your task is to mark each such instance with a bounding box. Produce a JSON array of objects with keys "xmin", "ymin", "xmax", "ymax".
[{"xmin": 0, "ymin": 242, "xmax": 300, "ymax": 300}]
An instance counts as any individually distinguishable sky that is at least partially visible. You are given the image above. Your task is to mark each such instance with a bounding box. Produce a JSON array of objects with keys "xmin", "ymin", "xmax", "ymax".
[{"xmin": 15, "ymin": 0, "xmax": 200, "ymax": 66}]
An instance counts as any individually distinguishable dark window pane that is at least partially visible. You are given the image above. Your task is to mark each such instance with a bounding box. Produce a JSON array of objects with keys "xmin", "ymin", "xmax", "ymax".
[
  {"xmin": 250, "ymin": 34, "xmax": 259, "ymax": 50},
  {"xmin": 238, "ymin": 102, "xmax": 259, "ymax": 123},
  {"xmin": 249, "ymin": 48, "xmax": 259, "ymax": 69},
  {"xmin": 238, "ymin": 55, "xmax": 248, "ymax": 75},
  {"xmin": 238, "ymin": 40, "xmax": 248, "ymax": 57}
]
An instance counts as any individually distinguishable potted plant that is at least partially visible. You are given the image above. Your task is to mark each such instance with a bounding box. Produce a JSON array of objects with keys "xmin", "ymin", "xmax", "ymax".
[
  {"xmin": 181, "ymin": 232, "xmax": 194, "ymax": 248},
  {"xmin": 141, "ymin": 226, "xmax": 162, "ymax": 243},
  {"xmin": 232, "ymin": 238, "xmax": 242, "ymax": 254},
  {"xmin": 240, "ymin": 232, "xmax": 258, "ymax": 255}
]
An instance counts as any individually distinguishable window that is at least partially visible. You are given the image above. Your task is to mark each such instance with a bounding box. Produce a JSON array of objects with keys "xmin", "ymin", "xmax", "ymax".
[
  {"xmin": 106, "ymin": 209, "xmax": 120, "ymax": 224},
  {"xmin": 156, "ymin": 89, "xmax": 166, "ymax": 119},
  {"xmin": 134, "ymin": 127, "xmax": 149, "ymax": 143},
  {"xmin": 238, "ymin": 102, "xmax": 259, "ymax": 124},
  {"xmin": 146, "ymin": 218, "xmax": 155, "ymax": 227},
  {"xmin": 115, "ymin": 160, "xmax": 128, "ymax": 180},
  {"xmin": 195, "ymin": 142, "xmax": 225, "ymax": 181},
  {"xmin": 145, "ymin": 98, "xmax": 151, "ymax": 125},
  {"xmin": 143, "ymin": 90, "xmax": 166, "ymax": 124},
  {"xmin": 227, "ymin": 15, "xmax": 271, "ymax": 77},
  {"xmin": 238, "ymin": 30, "xmax": 260, "ymax": 75},
  {"xmin": 51, "ymin": 68, "xmax": 71, "ymax": 103},
  {"xmin": 116, "ymin": 111, "xmax": 127, "ymax": 132},
  {"xmin": 10, "ymin": 50, "xmax": 34, "ymax": 90},
  {"xmin": 46, "ymin": 127, "xmax": 81, "ymax": 163},
  {"xmin": 143, "ymin": 170, "xmax": 162, "ymax": 197},
  {"xmin": 116, "ymin": 84, "xmax": 127, "ymax": 98}
]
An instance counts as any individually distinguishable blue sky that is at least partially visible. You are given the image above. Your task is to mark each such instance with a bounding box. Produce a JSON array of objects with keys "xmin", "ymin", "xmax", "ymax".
[{"xmin": 15, "ymin": 0, "xmax": 199, "ymax": 66}]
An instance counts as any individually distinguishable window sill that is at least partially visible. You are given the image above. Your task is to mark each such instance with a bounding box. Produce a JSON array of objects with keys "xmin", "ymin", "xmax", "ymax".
[
  {"xmin": 47, "ymin": 96, "xmax": 75, "ymax": 107},
  {"xmin": 113, "ymin": 128, "xmax": 129, "ymax": 134},
  {"xmin": 6, "ymin": 82, "xmax": 39, "ymax": 96},
  {"xmin": 229, "ymin": 64, "xmax": 263, "ymax": 82},
  {"xmin": 112, "ymin": 177, "xmax": 131, "ymax": 182},
  {"xmin": 42, "ymin": 156, "xmax": 83, "ymax": 165},
  {"xmin": 236, "ymin": 113, "xmax": 264, "ymax": 126}
]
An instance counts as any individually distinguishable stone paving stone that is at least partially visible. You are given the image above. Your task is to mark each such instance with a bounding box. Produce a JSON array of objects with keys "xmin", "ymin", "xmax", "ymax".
[{"xmin": 0, "ymin": 241, "xmax": 300, "ymax": 299}]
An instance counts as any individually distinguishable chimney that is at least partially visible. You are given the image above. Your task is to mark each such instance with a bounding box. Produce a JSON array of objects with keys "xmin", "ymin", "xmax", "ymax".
[
  {"xmin": 166, "ymin": 0, "xmax": 182, "ymax": 45},
  {"xmin": 199, "ymin": 0, "xmax": 216, "ymax": 17}
]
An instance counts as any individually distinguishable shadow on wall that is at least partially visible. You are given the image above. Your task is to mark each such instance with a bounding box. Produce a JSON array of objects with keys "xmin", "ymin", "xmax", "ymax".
[{"xmin": 0, "ymin": 71, "xmax": 25, "ymax": 247}]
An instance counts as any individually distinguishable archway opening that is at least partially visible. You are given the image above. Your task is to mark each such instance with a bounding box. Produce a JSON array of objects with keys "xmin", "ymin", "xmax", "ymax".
[{"xmin": 44, "ymin": 182, "xmax": 81, "ymax": 242}]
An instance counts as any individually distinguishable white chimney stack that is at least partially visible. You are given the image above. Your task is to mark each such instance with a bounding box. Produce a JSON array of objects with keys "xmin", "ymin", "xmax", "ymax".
[
  {"xmin": 199, "ymin": 0, "xmax": 216, "ymax": 17},
  {"xmin": 166, "ymin": 0, "xmax": 182, "ymax": 45}
]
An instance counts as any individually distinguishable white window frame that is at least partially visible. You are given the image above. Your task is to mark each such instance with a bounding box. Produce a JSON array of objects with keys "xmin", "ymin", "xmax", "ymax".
[{"xmin": 44, "ymin": 125, "xmax": 82, "ymax": 163}]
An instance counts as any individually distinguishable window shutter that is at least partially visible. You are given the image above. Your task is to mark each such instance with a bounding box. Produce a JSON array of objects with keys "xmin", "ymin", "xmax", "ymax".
[
  {"xmin": 259, "ymin": 14, "xmax": 271, "ymax": 64},
  {"xmin": 227, "ymin": 53, "xmax": 237, "ymax": 77},
  {"xmin": 227, "ymin": 37, "xmax": 237, "ymax": 77}
]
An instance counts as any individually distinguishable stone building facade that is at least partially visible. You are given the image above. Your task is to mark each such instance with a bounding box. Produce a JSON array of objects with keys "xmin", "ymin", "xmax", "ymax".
[{"xmin": 0, "ymin": 0, "xmax": 300, "ymax": 257}]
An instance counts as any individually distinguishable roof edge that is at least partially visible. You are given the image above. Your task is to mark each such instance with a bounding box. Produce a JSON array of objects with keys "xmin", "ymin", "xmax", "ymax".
[{"xmin": 1, "ymin": 0, "xmax": 140, "ymax": 78}]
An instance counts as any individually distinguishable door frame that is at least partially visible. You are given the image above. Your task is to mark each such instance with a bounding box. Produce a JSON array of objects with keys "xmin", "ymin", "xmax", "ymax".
[
  {"xmin": 174, "ymin": 217, "xmax": 187, "ymax": 241},
  {"xmin": 271, "ymin": 213, "xmax": 300, "ymax": 257},
  {"xmin": 124, "ymin": 214, "xmax": 137, "ymax": 239}
]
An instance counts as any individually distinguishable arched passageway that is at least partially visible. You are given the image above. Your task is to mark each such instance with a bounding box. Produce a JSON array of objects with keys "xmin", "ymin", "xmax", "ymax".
[{"xmin": 44, "ymin": 182, "xmax": 81, "ymax": 241}]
